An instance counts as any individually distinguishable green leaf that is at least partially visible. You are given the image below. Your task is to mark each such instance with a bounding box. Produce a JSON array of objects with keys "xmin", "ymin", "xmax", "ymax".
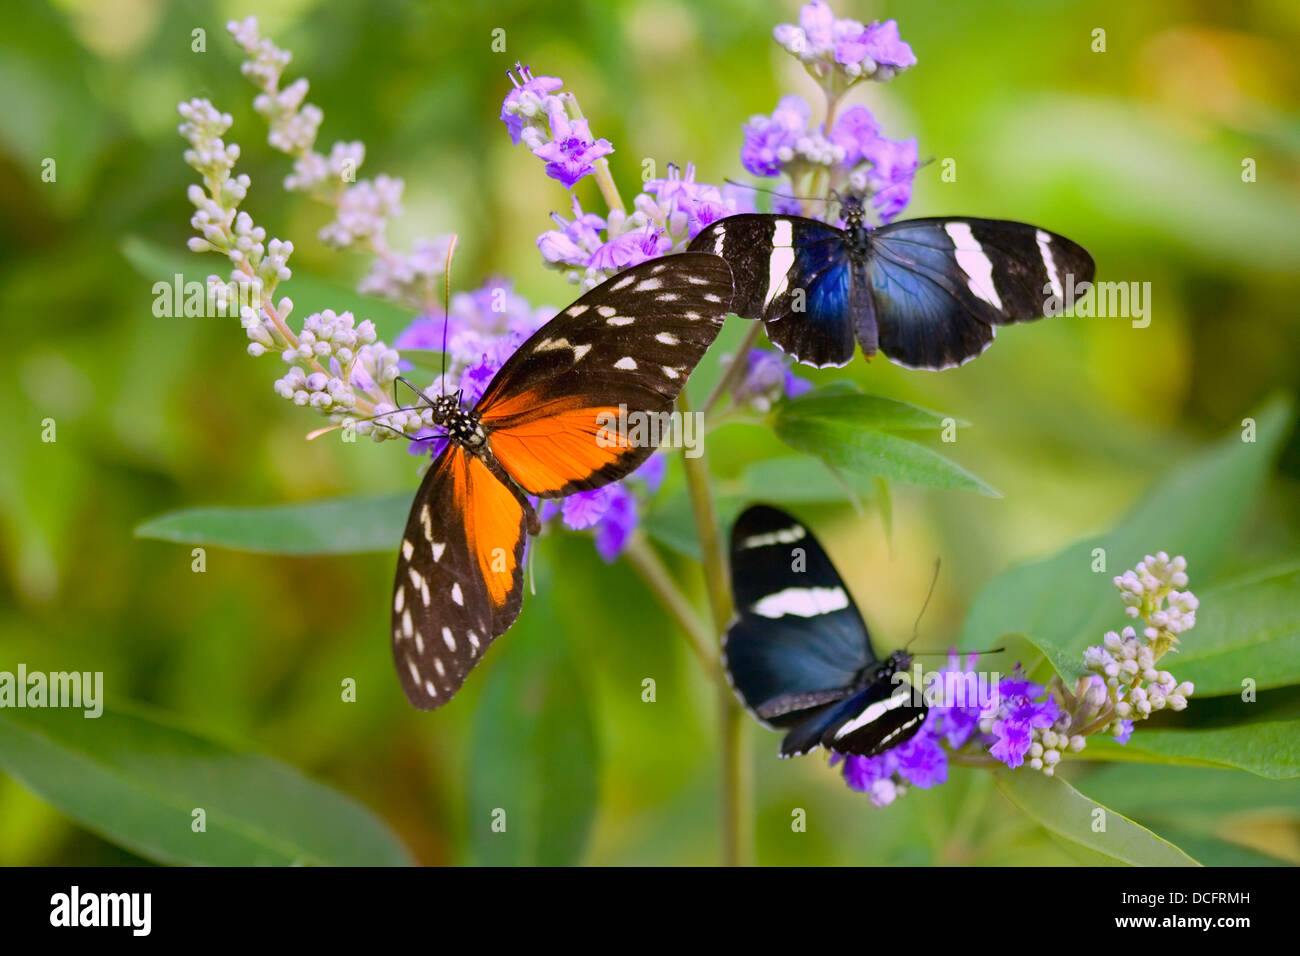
[
  {"xmin": 774, "ymin": 389, "xmax": 967, "ymax": 432},
  {"xmin": 135, "ymin": 494, "xmax": 409, "ymax": 555},
  {"xmin": 773, "ymin": 418, "xmax": 999, "ymax": 496},
  {"xmin": 1080, "ymin": 763, "xmax": 1300, "ymax": 818},
  {"xmin": 1082, "ymin": 720, "xmax": 1300, "ymax": 780},
  {"xmin": 0, "ymin": 704, "xmax": 412, "ymax": 866},
  {"xmin": 769, "ymin": 387, "xmax": 993, "ymax": 495},
  {"xmin": 1167, "ymin": 562, "xmax": 1300, "ymax": 696},
  {"xmin": 994, "ymin": 769, "xmax": 1200, "ymax": 866},
  {"xmin": 959, "ymin": 395, "xmax": 1294, "ymax": 678},
  {"xmin": 724, "ymin": 455, "xmax": 883, "ymax": 504},
  {"xmin": 465, "ymin": 552, "xmax": 599, "ymax": 865}
]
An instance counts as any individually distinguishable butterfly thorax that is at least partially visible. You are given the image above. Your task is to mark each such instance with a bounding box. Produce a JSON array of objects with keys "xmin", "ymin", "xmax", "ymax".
[
  {"xmin": 855, "ymin": 649, "xmax": 913, "ymax": 692},
  {"xmin": 839, "ymin": 193, "xmax": 873, "ymax": 259},
  {"xmin": 428, "ymin": 393, "xmax": 488, "ymax": 451}
]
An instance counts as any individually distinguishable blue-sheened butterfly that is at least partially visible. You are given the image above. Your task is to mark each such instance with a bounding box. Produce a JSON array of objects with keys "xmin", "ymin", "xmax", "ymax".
[
  {"xmin": 723, "ymin": 504, "xmax": 927, "ymax": 758},
  {"xmin": 688, "ymin": 194, "xmax": 1095, "ymax": 369},
  {"xmin": 391, "ymin": 253, "xmax": 733, "ymax": 709}
]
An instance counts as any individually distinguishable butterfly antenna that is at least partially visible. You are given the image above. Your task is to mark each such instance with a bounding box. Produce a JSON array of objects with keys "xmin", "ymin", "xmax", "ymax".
[
  {"xmin": 904, "ymin": 558, "xmax": 942, "ymax": 650},
  {"xmin": 723, "ymin": 178, "xmax": 834, "ymax": 204},
  {"xmin": 439, "ymin": 234, "xmax": 458, "ymax": 397},
  {"xmin": 911, "ymin": 645, "xmax": 1006, "ymax": 658}
]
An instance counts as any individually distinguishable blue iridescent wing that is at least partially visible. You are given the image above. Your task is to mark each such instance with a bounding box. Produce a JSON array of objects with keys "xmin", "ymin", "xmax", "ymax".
[
  {"xmin": 866, "ymin": 217, "xmax": 1095, "ymax": 369},
  {"xmin": 723, "ymin": 505, "xmax": 875, "ymax": 731},
  {"xmin": 689, "ymin": 215, "xmax": 863, "ymax": 368}
]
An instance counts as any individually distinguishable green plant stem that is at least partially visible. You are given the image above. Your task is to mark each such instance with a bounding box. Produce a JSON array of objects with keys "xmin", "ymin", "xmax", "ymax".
[
  {"xmin": 623, "ymin": 534, "xmax": 719, "ymax": 677},
  {"xmin": 702, "ymin": 322, "xmax": 763, "ymax": 419},
  {"xmin": 676, "ymin": 389, "xmax": 751, "ymax": 866}
]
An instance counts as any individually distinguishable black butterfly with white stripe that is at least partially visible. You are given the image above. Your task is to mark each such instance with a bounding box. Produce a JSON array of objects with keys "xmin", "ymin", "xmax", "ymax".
[
  {"xmin": 723, "ymin": 504, "xmax": 927, "ymax": 758},
  {"xmin": 688, "ymin": 193, "xmax": 1095, "ymax": 369}
]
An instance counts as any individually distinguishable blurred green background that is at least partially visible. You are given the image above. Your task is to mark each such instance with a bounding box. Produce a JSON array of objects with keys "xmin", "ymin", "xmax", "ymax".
[{"xmin": 1, "ymin": 0, "xmax": 1298, "ymax": 866}]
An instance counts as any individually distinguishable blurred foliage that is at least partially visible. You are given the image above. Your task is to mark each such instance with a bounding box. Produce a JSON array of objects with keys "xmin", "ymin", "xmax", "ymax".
[{"xmin": 1, "ymin": 0, "xmax": 1298, "ymax": 865}]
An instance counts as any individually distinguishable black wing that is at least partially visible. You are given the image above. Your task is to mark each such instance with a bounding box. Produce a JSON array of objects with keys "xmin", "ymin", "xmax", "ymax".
[
  {"xmin": 689, "ymin": 215, "xmax": 863, "ymax": 368},
  {"xmin": 866, "ymin": 217, "xmax": 1095, "ymax": 369},
  {"xmin": 474, "ymin": 253, "xmax": 734, "ymax": 496},
  {"xmin": 722, "ymin": 505, "xmax": 874, "ymax": 731},
  {"xmin": 817, "ymin": 682, "xmax": 928, "ymax": 758},
  {"xmin": 392, "ymin": 445, "xmax": 529, "ymax": 710}
]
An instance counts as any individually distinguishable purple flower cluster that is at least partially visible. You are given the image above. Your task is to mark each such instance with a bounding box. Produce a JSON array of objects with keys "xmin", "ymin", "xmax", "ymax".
[
  {"xmin": 740, "ymin": 99, "xmax": 918, "ymax": 224},
  {"xmin": 501, "ymin": 64, "xmax": 614, "ymax": 190},
  {"xmin": 835, "ymin": 555, "xmax": 1201, "ymax": 806},
  {"xmin": 540, "ymin": 454, "xmax": 667, "ymax": 562},
  {"xmin": 774, "ymin": 3, "xmax": 916, "ymax": 83},
  {"xmin": 835, "ymin": 654, "xmax": 1031, "ymax": 806},
  {"xmin": 732, "ymin": 349, "xmax": 813, "ymax": 413},
  {"xmin": 744, "ymin": 3, "xmax": 920, "ymax": 225},
  {"xmin": 533, "ymin": 164, "xmax": 751, "ymax": 290}
]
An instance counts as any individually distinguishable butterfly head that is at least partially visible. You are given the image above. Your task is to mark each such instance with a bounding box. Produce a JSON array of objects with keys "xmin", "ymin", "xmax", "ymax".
[
  {"xmin": 427, "ymin": 391, "xmax": 463, "ymax": 425},
  {"xmin": 837, "ymin": 192, "xmax": 866, "ymax": 227},
  {"xmin": 883, "ymin": 649, "xmax": 913, "ymax": 677}
]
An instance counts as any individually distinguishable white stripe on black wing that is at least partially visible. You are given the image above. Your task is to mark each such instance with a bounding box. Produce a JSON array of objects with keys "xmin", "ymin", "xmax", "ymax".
[
  {"xmin": 723, "ymin": 505, "xmax": 874, "ymax": 731},
  {"xmin": 689, "ymin": 207, "xmax": 1095, "ymax": 371},
  {"xmin": 867, "ymin": 216, "xmax": 1096, "ymax": 369},
  {"xmin": 689, "ymin": 215, "xmax": 859, "ymax": 368},
  {"xmin": 823, "ymin": 683, "xmax": 928, "ymax": 758}
]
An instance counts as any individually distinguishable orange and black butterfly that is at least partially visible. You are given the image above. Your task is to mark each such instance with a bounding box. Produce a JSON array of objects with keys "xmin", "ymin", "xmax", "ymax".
[{"xmin": 391, "ymin": 252, "xmax": 733, "ymax": 709}]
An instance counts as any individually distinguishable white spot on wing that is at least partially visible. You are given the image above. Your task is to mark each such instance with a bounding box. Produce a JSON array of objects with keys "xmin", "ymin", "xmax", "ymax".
[
  {"xmin": 945, "ymin": 222, "xmax": 1003, "ymax": 310},
  {"xmin": 596, "ymin": 305, "xmax": 616, "ymax": 317},
  {"xmin": 636, "ymin": 277, "xmax": 663, "ymax": 292},
  {"xmin": 401, "ymin": 539, "xmax": 413, "ymax": 560},
  {"xmin": 611, "ymin": 273, "xmax": 636, "ymax": 290},
  {"xmin": 432, "ymin": 541, "xmax": 446, "ymax": 561},
  {"xmin": 606, "ymin": 315, "xmax": 634, "ymax": 326},
  {"xmin": 1036, "ymin": 229, "xmax": 1062, "ymax": 299},
  {"xmin": 394, "ymin": 588, "xmax": 406, "ymax": 613},
  {"xmin": 451, "ymin": 582, "xmax": 464, "ymax": 606},
  {"xmin": 751, "ymin": 586, "xmax": 849, "ymax": 619},
  {"xmin": 833, "ymin": 689, "xmax": 914, "ymax": 740},
  {"xmin": 765, "ymin": 220, "xmax": 796, "ymax": 304},
  {"xmin": 567, "ymin": 303, "xmax": 589, "ymax": 316},
  {"xmin": 443, "ymin": 627, "xmax": 456, "ymax": 651},
  {"xmin": 655, "ymin": 332, "xmax": 678, "ymax": 345},
  {"xmin": 662, "ymin": 366, "xmax": 679, "ymax": 379},
  {"xmin": 740, "ymin": 524, "xmax": 806, "ymax": 549},
  {"xmin": 614, "ymin": 356, "xmax": 638, "ymax": 370}
]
